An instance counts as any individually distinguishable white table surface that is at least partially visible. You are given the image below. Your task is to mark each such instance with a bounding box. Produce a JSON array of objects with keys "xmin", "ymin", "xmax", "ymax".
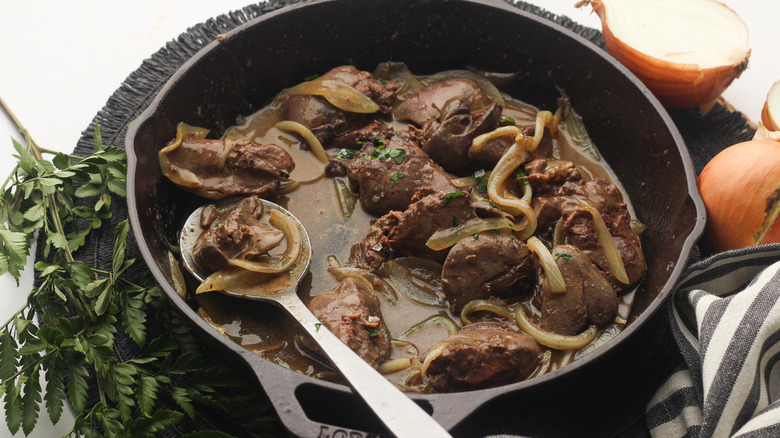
[{"xmin": 0, "ymin": 1, "xmax": 777, "ymax": 436}]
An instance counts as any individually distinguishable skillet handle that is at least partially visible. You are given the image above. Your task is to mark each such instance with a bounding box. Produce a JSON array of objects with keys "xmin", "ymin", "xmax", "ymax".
[{"xmin": 276, "ymin": 292, "xmax": 453, "ymax": 438}]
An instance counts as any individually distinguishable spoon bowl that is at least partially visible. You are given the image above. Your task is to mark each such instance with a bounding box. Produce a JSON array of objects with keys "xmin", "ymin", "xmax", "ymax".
[{"xmin": 178, "ymin": 196, "xmax": 452, "ymax": 438}]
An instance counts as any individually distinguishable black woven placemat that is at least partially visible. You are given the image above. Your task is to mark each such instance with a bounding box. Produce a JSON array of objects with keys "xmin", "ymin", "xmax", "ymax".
[{"xmin": 50, "ymin": 0, "xmax": 756, "ymax": 436}]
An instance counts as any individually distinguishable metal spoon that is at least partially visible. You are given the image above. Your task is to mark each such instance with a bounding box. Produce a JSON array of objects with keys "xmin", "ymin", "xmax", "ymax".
[{"xmin": 179, "ymin": 197, "xmax": 452, "ymax": 438}]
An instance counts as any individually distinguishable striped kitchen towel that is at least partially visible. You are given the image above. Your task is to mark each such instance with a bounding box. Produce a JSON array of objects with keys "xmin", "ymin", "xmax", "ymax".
[{"xmin": 646, "ymin": 244, "xmax": 780, "ymax": 438}]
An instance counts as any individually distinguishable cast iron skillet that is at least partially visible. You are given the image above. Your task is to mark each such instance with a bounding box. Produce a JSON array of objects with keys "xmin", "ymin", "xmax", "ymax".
[{"xmin": 126, "ymin": 0, "xmax": 705, "ymax": 436}]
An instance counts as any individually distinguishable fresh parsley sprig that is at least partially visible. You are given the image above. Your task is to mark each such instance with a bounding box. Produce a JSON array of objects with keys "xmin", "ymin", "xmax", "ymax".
[{"xmin": 0, "ymin": 97, "xmax": 280, "ymax": 437}]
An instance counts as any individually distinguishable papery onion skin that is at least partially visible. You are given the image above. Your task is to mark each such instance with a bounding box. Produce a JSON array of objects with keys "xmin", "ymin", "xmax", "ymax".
[
  {"xmin": 697, "ymin": 139, "xmax": 780, "ymax": 253},
  {"xmin": 586, "ymin": 0, "xmax": 750, "ymax": 109}
]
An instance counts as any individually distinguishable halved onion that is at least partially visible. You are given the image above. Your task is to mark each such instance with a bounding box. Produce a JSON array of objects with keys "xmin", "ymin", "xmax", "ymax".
[
  {"xmin": 526, "ymin": 237, "xmax": 566, "ymax": 294},
  {"xmin": 226, "ymin": 210, "xmax": 302, "ymax": 273},
  {"xmin": 762, "ymin": 80, "xmax": 780, "ymax": 131},
  {"xmin": 514, "ymin": 304, "xmax": 598, "ymax": 350},
  {"xmin": 425, "ymin": 217, "xmax": 516, "ymax": 251},
  {"xmin": 280, "ymin": 77, "xmax": 380, "ymax": 114},
  {"xmin": 581, "ymin": 0, "xmax": 750, "ymax": 109},
  {"xmin": 697, "ymin": 129, "xmax": 780, "ymax": 253}
]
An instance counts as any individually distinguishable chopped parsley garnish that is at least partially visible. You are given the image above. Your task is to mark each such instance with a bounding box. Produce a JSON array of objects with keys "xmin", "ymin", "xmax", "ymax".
[
  {"xmin": 378, "ymin": 148, "xmax": 406, "ymax": 164},
  {"xmin": 336, "ymin": 149, "xmax": 356, "ymax": 160},
  {"xmin": 288, "ymin": 269, "xmax": 294, "ymax": 279},
  {"xmin": 305, "ymin": 73, "xmax": 320, "ymax": 81},
  {"xmin": 390, "ymin": 171, "xmax": 405, "ymax": 187},
  {"xmin": 281, "ymin": 170, "xmax": 291, "ymax": 178},
  {"xmin": 371, "ymin": 136, "xmax": 385, "ymax": 145},
  {"xmin": 514, "ymin": 168, "xmax": 529, "ymax": 185},
  {"xmin": 475, "ymin": 175, "xmax": 488, "ymax": 194},
  {"xmin": 442, "ymin": 191, "xmax": 463, "ymax": 207},
  {"xmin": 314, "ymin": 323, "xmax": 322, "ymax": 332},
  {"xmin": 365, "ymin": 328, "xmax": 380, "ymax": 338},
  {"xmin": 472, "ymin": 233, "xmax": 480, "ymax": 239},
  {"xmin": 555, "ymin": 252, "xmax": 572, "ymax": 261},
  {"xmin": 499, "ymin": 116, "xmax": 516, "ymax": 126},
  {"xmin": 487, "ymin": 199, "xmax": 498, "ymax": 208},
  {"xmin": 212, "ymin": 222, "xmax": 222, "ymax": 227}
]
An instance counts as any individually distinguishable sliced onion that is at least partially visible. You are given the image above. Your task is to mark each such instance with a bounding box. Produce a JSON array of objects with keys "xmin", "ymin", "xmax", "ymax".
[
  {"xmin": 327, "ymin": 265, "xmax": 398, "ymax": 305},
  {"xmin": 158, "ymin": 123, "xmax": 210, "ymax": 188},
  {"xmin": 385, "ymin": 258, "xmax": 445, "ymax": 307},
  {"xmin": 373, "ymin": 62, "xmax": 424, "ymax": 100},
  {"xmin": 281, "ymin": 77, "xmax": 380, "ymax": 114},
  {"xmin": 378, "ymin": 357, "xmax": 421, "ymax": 375},
  {"xmin": 579, "ymin": 205, "xmax": 630, "ymax": 284},
  {"xmin": 526, "ymin": 237, "xmax": 566, "ymax": 294},
  {"xmin": 528, "ymin": 349, "xmax": 553, "ymax": 379},
  {"xmin": 581, "ymin": 0, "xmax": 750, "ymax": 108},
  {"xmin": 420, "ymin": 343, "xmax": 447, "ymax": 375},
  {"xmin": 168, "ymin": 252, "xmax": 188, "ymax": 300},
  {"xmin": 197, "ymin": 308, "xmax": 228, "ymax": 336},
  {"xmin": 227, "ymin": 210, "xmax": 302, "ymax": 274},
  {"xmin": 391, "ymin": 339, "xmax": 420, "ymax": 357},
  {"xmin": 563, "ymin": 102, "xmax": 601, "ymax": 162},
  {"xmin": 196, "ymin": 268, "xmax": 268, "ymax": 295},
  {"xmin": 460, "ymin": 300, "xmax": 513, "ymax": 325},
  {"xmin": 479, "ymin": 113, "xmax": 560, "ymax": 241},
  {"xmin": 552, "ymin": 218, "xmax": 565, "ymax": 248},
  {"xmin": 273, "ymin": 121, "xmax": 329, "ymax": 164},
  {"xmin": 400, "ymin": 315, "xmax": 460, "ymax": 339},
  {"xmin": 514, "ymin": 304, "xmax": 598, "ymax": 350},
  {"xmin": 420, "ymin": 69, "xmax": 506, "ymax": 107},
  {"xmin": 573, "ymin": 324, "xmax": 622, "ymax": 360},
  {"xmin": 333, "ymin": 178, "xmax": 356, "ymax": 220},
  {"xmin": 425, "ymin": 217, "xmax": 516, "ymax": 251}
]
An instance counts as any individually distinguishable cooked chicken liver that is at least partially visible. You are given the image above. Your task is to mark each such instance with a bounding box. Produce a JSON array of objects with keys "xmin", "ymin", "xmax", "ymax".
[
  {"xmin": 349, "ymin": 190, "xmax": 478, "ymax": 271},
  {"xmin": 425, "ymin": 322, "xmax": 541, "ymax": 392},
  {"xmin": 525, "ymin": 159, "xmax": 646, "ymax": 293},
  {"xmin": 307, "ymin": 277, "xmax": 392, "ymax": 369},
  {"xmin": 163, "ymin": 138, "xmax": 295, "ymax": 200},
  {"xmin": 281, "ymin": 65, "xmax": 399, "ymax": 145},
  {"xmin": 441, "ymin": 232, "xmax": 534, "ymax": 312},
  {"xmin": 536, "ymin": 245, "xmax": 618, "ymax": 335},
  {"xmin": 340, "ymin": 131, "xmax": 458, "ymax": 215},
  {"xmin": 192, "ymin": 196, "xmax": 285, "ymax": 274}
]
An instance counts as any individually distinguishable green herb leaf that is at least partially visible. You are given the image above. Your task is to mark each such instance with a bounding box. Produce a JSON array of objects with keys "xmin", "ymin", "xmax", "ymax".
[
  {"xmin": 67, "ymin": 364, "xmax": 89, "ymax": 415},
  {"xmin": 390, "ymin": 171, "xmax": 405, "ymax": 187},
  {"xmin": 43, "ymin": 362, "xmax": 65, "ymax": 424},
  {"xmin": 21, "ymin": 368, "xmax": 41, "ymax": 435},
  {"xmin": 442, "ymin": 191, "xmax": 463, "ymax": 207}
]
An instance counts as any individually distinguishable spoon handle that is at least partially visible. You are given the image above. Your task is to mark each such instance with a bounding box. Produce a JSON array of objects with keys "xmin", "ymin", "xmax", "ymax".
[{"xmin": 277, "ymin": 293, "xmax": 452, "ymax": 438}]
